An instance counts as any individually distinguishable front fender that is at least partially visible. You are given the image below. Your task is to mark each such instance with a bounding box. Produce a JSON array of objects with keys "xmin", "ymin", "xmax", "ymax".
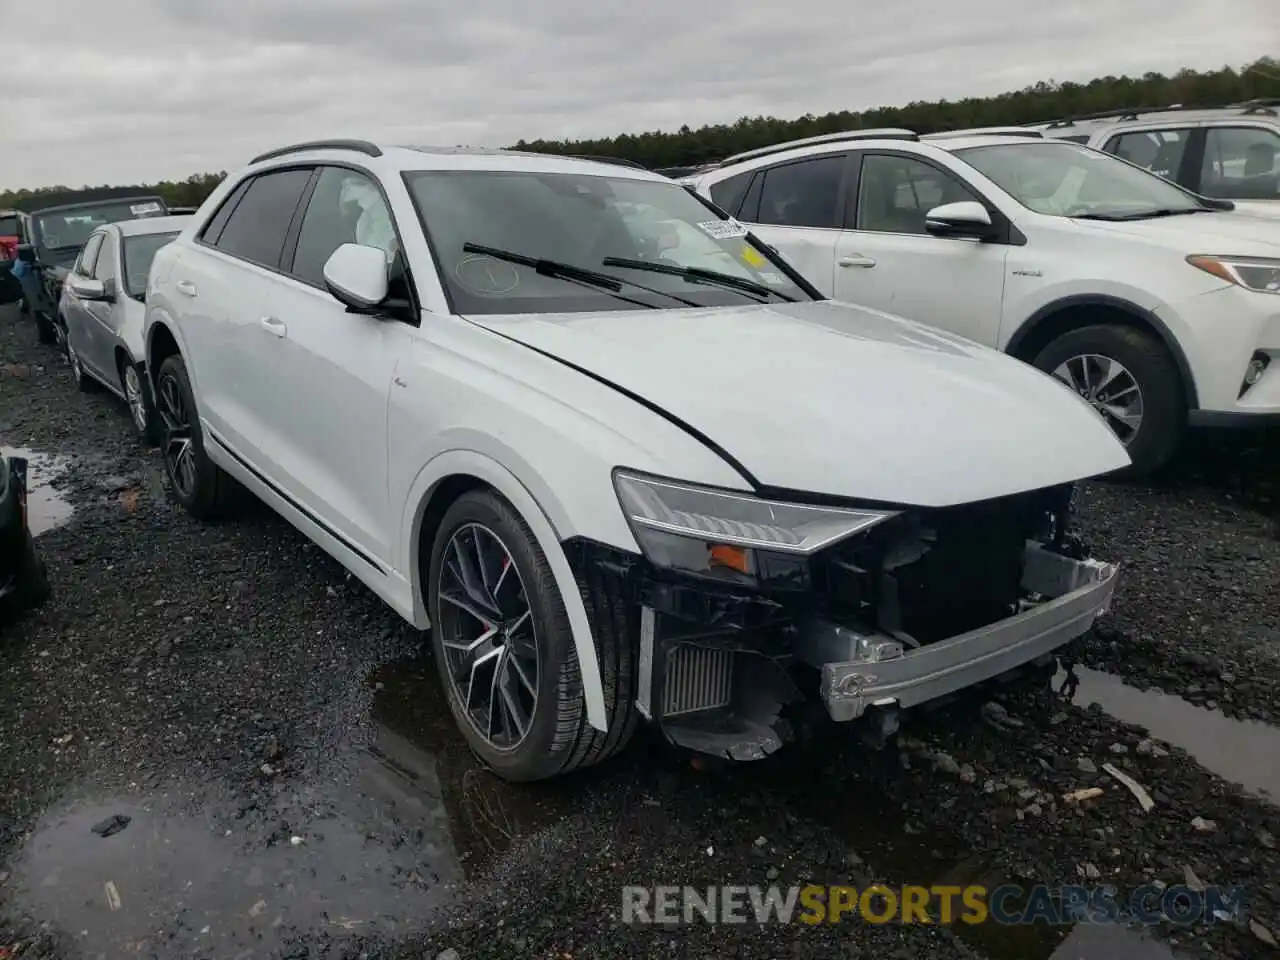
[{"xmin": 400, "ymin": 447, "xmax": 609, "ymax": 731}]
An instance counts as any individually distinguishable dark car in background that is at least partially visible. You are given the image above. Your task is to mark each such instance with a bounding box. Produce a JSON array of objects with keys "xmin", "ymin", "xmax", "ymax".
[
  {"xmin": 11, "ymin": 187, "xmax": 169, "ymax": 345},
  {"xmin": 0, "ymin": 454, "xmax": 50, "ymax": 623}
]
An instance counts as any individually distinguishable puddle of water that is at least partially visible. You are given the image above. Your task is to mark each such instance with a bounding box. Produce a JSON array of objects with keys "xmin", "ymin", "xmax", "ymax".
[
  {"xmin": 1, "ymin": 445, "xmax": 73, "ymax": 535},
  {"xmin": 8, "ymin": 733, "xmax": 463, "ymax": 956},
  {"xmin": 1049, "ymin": 922, "xmax": 1188, "ymax": 959},
  {"xmin": 1058, "ymin": 666, "xmax": 1280, "ymax": 801},
  {"xmin": 6, "ymin": 653, "xmax": 590, "ymax": 958},
  {"xmin": 369, "ymin": 653, "xmax": 594, "ymax": 875}
]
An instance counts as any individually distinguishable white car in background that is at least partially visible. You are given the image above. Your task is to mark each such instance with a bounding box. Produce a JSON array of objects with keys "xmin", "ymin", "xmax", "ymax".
[
  {"xmin": 690, "ymin": 129, "xmax": 1280, "ymax": 476},
  {"xmin": 142, "ymin": 139, "xmax": 1127, "ymax": 781},
  {"xmin": 1029, "ymin": 100, "xmax": 1280, "ymax": 219},
  {"xmin": 59, "ymin": 215, "xmax": 191, "ymax": 443}
]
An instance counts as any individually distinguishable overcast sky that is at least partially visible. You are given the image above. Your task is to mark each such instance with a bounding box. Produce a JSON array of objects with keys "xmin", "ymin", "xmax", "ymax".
[{"xmin": 1, "ymin": 0, "xmax": 1274, "ymax": 191}]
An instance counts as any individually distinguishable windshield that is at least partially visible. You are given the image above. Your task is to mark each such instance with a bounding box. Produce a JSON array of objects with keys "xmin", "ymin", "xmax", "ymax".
[
  {"xmin": 122, "ymin": 232, "xmax": 180, "ymax": 300},
  {"xmin": 404, "ymin": 170, "xmax": 812, "ymax": 315},
  {"xmin": 35, "ymin": 200, "xmax": 166, "ymax": 251},
  {"xmin": 956, "ymin": 141, "xmax": 1207, "ymax": 219}
]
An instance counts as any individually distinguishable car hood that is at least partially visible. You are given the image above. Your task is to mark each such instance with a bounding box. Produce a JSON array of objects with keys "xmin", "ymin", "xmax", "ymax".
[
  {"xmin": 1072, "ymin": 210, "xmax": 1280, "ymax": 253},
  {"xmin": 465, "ymin": 301, "xmax": 1131, "ymax": 507}
]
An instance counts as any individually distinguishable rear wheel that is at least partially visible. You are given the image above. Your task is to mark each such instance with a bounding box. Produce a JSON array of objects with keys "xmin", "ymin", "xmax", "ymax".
[
  {"xmin": 34, "ymin": 311, "xmax": 57, "ymax": 345},
  {"xmin": 1032, "ymin": 324, "xmax": 1184, "ymax": 478},
  {"xmin": 66, "ymin": 336, "xmax": 97, "ymax": 393},
  {"xmin": 154, "ymin": 354, "xmax": 240, "ymax": 519},
  {"xmin": 120, "ymin": 357, "xmax": 160, "ymax": 446},
  {"xmin": 428, "ymin": 489, "xmax": 638, "ymax": 782}
]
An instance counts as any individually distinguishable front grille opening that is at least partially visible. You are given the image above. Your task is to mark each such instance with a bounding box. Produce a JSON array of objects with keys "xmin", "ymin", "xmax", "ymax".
[{"xmin": 815, "ymin": 486, "xmax": 1069, "ymax": 646}]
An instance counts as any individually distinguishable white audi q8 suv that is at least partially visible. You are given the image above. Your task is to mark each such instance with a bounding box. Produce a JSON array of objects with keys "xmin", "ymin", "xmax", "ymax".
[{"xmin": 143, "ymin": 139, "xmax": 1128, "ymax": 781}]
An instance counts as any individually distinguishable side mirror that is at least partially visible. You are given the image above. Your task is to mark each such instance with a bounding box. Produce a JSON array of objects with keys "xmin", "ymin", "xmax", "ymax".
[
  {"xmin": 16, "ymin": 244, "xmax": 35, "ymax": 264},
  {"xmin": 323, "ymin": 243, "xmax": 389, "ymax": 311},
  {"xmin": 924, "ymin": 201, "xmax": 995, "ymax": 239},
  {"xmin": 68, "ymin": 275, "xmax": 109, "ymax": 301}
]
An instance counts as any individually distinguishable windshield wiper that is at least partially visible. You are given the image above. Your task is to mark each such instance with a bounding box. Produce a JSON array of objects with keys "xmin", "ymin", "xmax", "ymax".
[
  {"xmin": 1074, "ymin": 208, "xmax": 1207, "ymax": 222},
  {"xmin": 601, "ymin": 257, "xmax": 797, "ymax": 302},
  {"xmin": 460, "ymin": 243, "xmax": 698, "ymax": 309}
]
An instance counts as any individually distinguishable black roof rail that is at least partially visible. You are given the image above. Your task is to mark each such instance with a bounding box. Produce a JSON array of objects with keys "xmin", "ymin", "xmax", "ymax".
[
  {"xmin": 924, "ymin": 127, "xmax": 1043, "ymax": 140},
  {"xmin": 250, "ymin": 139, "xmax": 383, "ymax": 164},
  {"xmin": 1040, "ymin": 104, "xmax": 1189, "ymax": 128},
  {"xmin": 1229, "ymin": 97, "xmax": 1280, "ymax": 110},
  {"xmin": 563, "ymin": 154, "xmax": 647, "ymax": 169},
  {"xmin": 718, "ymin": 129, "xmax": 918, "ymax": 168}
]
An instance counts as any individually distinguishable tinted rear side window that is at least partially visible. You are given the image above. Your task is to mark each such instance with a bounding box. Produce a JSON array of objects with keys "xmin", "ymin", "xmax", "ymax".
[
  {"xmin": 708, "ymin": 171, "xmax": 753, "ymax": 215},
  {"xmin": 0, "ymin": 215, "xmax": 18, "ymax": 236},
  {"xmin": 755, "ymin": 156, "xmax": 846, "ymax": 229},
  {"xmin": 213, "ymin": 168, "xmax": 313, "ymax": 268}
]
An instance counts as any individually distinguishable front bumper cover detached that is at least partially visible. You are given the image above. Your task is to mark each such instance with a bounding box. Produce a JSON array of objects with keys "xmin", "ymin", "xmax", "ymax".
[{"xmin": 811, "ymin": 543, "xmax": 1119, "ymax": 722}]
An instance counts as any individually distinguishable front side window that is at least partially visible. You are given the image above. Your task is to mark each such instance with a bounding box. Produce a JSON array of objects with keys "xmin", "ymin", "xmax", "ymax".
[
  {"xmin": 1199, "ymin": 126, "xmax": 1280, "ymax": 200},
  {"xmin": 122, "ymin": 233, "xmax": 180, "ymax": 300},
  {"xmin": 75, "ymin": 233, "xmax": 104, "ymax": 275},
  {"xmin": 856, "ymin": 154, "xmax": 982, "ymax": 235},
  {"xmin": 34, "ymin": 200, "xmax": 166, "ymax": 253},
  {"xmin": 754, "ymin": 156, "xmax": 845, "ymax": 229},
  {"xmin": 1104, "ymin": 129, "xmax": 1191, "ymax": 181},
  {"xmin": 213, "ymin": 168, "xmax": 313, "ymax": 268},
  {"xmin": 405, "ymin": 169, "xmax": 812, "ymax": 316},
  {"xmin": 957, "ymin": 141, "xmax": 1207, "ymax": 220},
  {"xmin": 291, "ymin": 167, "xmax": 399, "ymax": 287}
]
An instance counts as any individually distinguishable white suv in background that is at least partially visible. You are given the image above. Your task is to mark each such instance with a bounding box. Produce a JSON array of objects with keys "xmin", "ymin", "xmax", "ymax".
[
  {"xmin": 1030, "ymin": 100, "xmax": 1280, "ymax": 218},
  {"xmin": 690, "ymin": 129, "xmax": 1280, "ymax": 476}
]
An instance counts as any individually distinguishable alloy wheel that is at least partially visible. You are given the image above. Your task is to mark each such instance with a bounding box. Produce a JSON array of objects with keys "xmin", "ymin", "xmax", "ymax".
[
  {"xmin": 124, "ymin": 365, "xmax": 148, "ymax": 433},
  {"xmin": 1052, "ymin": 353, "xmax": 1144, "ymax": 446},
  {"xmin": 67, "ymin": 342, "xmax": 82, "ymax": 382},
  {"xmin": 436, "ymin": 523, "xmax": 539, "ymax": 750},
  {"xmin": 156, "ymin": 372, "xmax": 197, "ymax": 497}
]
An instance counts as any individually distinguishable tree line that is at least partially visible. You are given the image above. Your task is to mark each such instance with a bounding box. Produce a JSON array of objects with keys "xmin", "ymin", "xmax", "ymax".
[{"xmin": 3, "ymin": 57, "xmax": 1277, "ymax": 209}]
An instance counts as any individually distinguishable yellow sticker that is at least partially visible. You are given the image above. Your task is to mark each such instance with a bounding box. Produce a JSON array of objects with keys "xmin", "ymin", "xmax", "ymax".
[{"xmin": 741, "ymin": 245, "xmax": 766, "ymax": 268}]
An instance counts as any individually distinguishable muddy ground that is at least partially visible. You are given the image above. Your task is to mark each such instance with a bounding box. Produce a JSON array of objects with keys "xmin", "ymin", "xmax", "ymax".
[{"xmin": 1, "ymin": 313, "xmax": 1278, "ymax": 960}]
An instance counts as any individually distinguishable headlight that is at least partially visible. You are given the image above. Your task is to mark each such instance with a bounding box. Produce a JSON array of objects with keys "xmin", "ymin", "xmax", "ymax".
[
  {"xmin": 1187, "ymin": 255, "xmax": 1280, "ymax": 295},
  {"xmin": 612, "ymin": 469, "xmax": 898, "ymax": 583}
]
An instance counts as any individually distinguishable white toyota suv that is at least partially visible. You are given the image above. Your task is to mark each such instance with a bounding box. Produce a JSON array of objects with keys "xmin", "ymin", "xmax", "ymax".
[
  {"xmin": 689, "ymin": 129, "xmax": 1280, "ymax": 476},
  {"xmin": 143, "ymin": 139, "xmax": 1127, "ymax": 780}
]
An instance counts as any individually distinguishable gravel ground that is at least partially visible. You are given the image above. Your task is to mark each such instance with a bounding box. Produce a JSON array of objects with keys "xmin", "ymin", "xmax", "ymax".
[{"xmin": 1, "ymin": 313, "xmax": 1277, "ymax": 960}]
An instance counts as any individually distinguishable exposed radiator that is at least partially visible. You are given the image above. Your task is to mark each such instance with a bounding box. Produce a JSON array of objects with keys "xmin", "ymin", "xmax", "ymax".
[{"xmin": 662, "ymin": 644, "xmax": 734, "ymax": 717}]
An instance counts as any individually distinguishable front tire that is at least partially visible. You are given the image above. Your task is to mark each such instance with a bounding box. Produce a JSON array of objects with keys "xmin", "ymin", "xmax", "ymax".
[
  {"xmin": 154, "ymin": 354, "xmax": 240, "ymax": 519},
  {"xmin": 1032, "ymin": 324, "xmax": 1184, "ymax": 478},
  {"xmin": 428, "ymin": 489, "xmax": 637, "ymax": 782},
  {"xmin": 13, "ymin": 531, "xmax": 50, "ymax": 610}
]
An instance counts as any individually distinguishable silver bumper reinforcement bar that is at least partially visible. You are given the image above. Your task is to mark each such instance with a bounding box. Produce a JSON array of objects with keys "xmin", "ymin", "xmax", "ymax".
[{"xmin": 812, "ymin": 543, "xmax": 1120, "ymax": 722}]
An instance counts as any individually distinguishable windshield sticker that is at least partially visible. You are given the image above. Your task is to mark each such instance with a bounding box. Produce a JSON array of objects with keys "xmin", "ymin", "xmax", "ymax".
[
  {"xmin": 697, "ymin": 219, "xmax": 749, "ymax": 240},
  {"xmin": 740, "ymin": 245, "xmax": 767, "ymax": 268},
  {"xmin": 130, "ymin": 201, "xmax": 163, "ymax": 216},
  {"xmin": 759, "ymin": 271, "xmax": 787, "ymax": 286}
]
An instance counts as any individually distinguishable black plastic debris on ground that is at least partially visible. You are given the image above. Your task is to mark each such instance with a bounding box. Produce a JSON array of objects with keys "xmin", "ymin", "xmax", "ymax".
[{"xmin": 90, "ymin": 814, "xmax": 130, "ymax": 838}]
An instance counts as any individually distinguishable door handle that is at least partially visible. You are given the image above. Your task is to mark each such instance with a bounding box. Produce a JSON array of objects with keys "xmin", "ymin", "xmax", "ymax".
[
  {"xmin": 838, "ymin": 255, "xmax": 877, "ymax": 268},
  {"xmin": 175, "ymin": 280, "xmax": 198, "ymax": 297},
  {"xmin": 259, "ymin": 316, "xmax": 287, "ymax": 338}
]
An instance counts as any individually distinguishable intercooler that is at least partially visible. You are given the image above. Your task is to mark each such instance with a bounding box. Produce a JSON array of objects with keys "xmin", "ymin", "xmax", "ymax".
[{"xmin": 661, "ymin": 644, "xmax": 735, "ymax": 716}]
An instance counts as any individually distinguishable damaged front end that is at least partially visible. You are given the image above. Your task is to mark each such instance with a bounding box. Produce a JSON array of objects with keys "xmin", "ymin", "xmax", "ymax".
[{"xmin": 565, "ymin": 470, "xmax": 1119, "ymax": 761}]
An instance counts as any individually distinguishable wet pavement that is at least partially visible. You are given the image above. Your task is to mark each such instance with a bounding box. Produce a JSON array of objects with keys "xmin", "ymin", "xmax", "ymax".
[
  {"xmin": 1060, "ymin": 665, "xmax": 1280, "ymax": 802},
  {"xmin": 2, "ymin": 312, "xmax": 1279, "ymax": 958},
  {"xmin": 1, "ymin": 446, "xmax": 74, "ymax": 535}
]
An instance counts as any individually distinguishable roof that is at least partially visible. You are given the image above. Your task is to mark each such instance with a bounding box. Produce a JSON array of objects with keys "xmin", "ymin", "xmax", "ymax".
[
  {"xmin": 10, "ymin": 186, "xmax": 167, "ymax": 214},
  {"xmin": 928, "ymin": 134, "xmax": 1078, "ymax": 152},
  {"xmin": 245, "ymin": 139, "xmax": 666, "ymax": 180},
  {"xmin": 1028, "ymin": 99, "xmax": 1280, "ymax": 132},
  {"xmin": 114, "ymin": 215, "xmax": 193, "ymax": 237}
]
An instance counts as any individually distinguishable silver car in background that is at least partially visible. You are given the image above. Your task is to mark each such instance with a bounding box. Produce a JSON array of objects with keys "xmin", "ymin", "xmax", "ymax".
[{"xmin": 59, "ymin": 216, "xmax": 191, "ymax": 444}]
